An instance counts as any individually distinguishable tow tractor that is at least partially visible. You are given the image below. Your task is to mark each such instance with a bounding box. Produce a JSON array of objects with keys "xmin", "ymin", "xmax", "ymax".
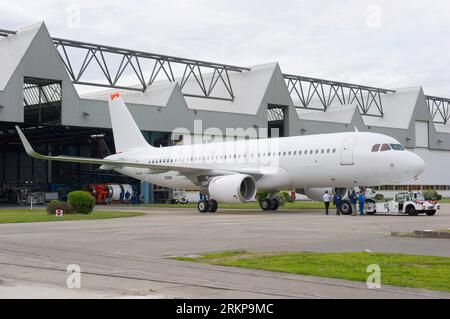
[{"xmin": 365, "ymin": 191, "xmax": 439, "ymax": 216}]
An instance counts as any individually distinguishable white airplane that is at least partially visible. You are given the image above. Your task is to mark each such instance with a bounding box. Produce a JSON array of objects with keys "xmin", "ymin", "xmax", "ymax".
[{"xmin": 16, "ymin": 93, "xmax": 425, "ymax": 214}]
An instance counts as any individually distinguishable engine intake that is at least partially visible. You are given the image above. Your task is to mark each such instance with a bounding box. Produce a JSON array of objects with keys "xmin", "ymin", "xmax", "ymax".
[{"xmin": 208, "ymin": 174, "xmax": 257, "ymax": 203}]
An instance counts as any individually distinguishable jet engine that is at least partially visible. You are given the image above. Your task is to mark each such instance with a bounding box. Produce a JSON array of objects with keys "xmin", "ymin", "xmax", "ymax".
[
  {"xmin": 296, "ymin": 187, "xmax": 350, "ymax": 202},
  {"xmin": 208, "ymin": 174, "xmax": 257, "ymax": 203}
]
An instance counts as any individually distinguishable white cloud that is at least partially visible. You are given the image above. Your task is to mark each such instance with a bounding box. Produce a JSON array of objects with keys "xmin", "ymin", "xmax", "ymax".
[{"xmin": 1, "ymin": 0, "xmax": 449, "ymax": 96}]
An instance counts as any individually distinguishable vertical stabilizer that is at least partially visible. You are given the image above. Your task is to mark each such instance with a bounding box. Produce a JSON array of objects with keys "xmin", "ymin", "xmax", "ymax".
[{"xmin": 108, "ymin": 93, "xmax": 151, "ymax": 153}]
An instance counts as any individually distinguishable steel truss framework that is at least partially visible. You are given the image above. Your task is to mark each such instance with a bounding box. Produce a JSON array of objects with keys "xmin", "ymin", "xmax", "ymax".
[
  {"xmin": 0, "ymin": 29, "xmax": 249, "ymax": 101},
  {"xmin": 23, "ymin": 78, "xmax": 62, "ymax": 107},
  {"xmin": 284, "ymin": 74, "xmax": 396, "ymax": 117},
  {"xmin": 267, "ymin": 106, "xmax": 285, "ymax": 122},
  {"xmin": 426, "ymin": 96, "xmax": 450, "ymax": 124},
  {"xmin": 1, "ymin": 29, "xmax": 450, "ymax": 122}
]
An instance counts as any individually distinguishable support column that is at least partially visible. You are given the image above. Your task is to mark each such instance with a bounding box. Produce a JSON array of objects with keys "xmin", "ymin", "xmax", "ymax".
[
  {"xmin": 140, "ymin": 131, "xmax": 153, "ymax": 204},
  {"xmin": 140, "ymin": 181, "xmax": 150, "ymax": 204}
]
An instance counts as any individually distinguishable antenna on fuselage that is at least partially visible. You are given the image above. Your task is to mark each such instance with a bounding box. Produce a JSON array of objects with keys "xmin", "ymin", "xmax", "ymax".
[{"xmin": 354, "ymin": 127, "xmax": 359, "ymax": 133}]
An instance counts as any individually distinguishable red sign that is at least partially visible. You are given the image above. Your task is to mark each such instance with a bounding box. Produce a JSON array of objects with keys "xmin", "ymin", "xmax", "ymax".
[{"xmin": 55, "ymin": 209, "xmax": 63, "ymax": 217}]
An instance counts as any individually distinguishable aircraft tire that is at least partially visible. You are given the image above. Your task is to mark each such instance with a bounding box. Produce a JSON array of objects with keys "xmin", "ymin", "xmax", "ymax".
[
  {"xmin": 260, "ymin": 199, "xmax": 272, "ymax": 211},
  {"xmin": 198, "ymin": 200, "xmax": 210, "ymax": 213},
  {"xmin": 209, "ymin": 200, "xmax": 218, "ymax": 213},
  {"xmin": 340, "ymin": 200, "xmax": 353, "ymax": 215},
  {"xmin": 270, "ymin": 198, "xmax": 280, "ymax": 211}
]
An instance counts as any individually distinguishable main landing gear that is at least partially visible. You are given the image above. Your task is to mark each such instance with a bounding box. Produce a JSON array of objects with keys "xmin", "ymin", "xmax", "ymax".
[
  {"xmin": 197, "ymin": 199, "xmax": 218, "ymax": 213},
  {"xmin": 259, "ymin": 198, "xmax": 280, "ymax": 211}
]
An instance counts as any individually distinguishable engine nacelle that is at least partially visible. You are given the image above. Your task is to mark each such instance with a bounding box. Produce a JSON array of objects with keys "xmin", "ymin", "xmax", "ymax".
[
  {"xmin": 296, "ymin": 187, "xmax": 350, "ymax": 202},
  {"xmin": 208, "ymin": 174, "xmax": 257, "ymax": 203}
]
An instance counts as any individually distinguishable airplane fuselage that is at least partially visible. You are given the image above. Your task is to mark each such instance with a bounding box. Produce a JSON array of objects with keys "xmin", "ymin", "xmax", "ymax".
[{"xmin": 109, "ymin": 131, "xmax": 424, "ymax": 192}]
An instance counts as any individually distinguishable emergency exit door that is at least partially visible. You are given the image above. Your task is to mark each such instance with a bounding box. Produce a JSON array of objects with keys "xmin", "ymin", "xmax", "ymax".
[{"xmin": 341, "ymin": 136, "xmax": 357, "ymax": 165}]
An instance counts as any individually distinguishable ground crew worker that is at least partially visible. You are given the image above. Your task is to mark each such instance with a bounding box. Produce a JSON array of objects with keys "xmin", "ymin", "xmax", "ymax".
[
  {"xmin": 333, "ymin": 193, "xmax": 342, "ymax": 215},
  {"xmin": 349, "ymin": 190, "xmax": 358, "ymax": 216},
  {"xmin": 323, "ymin": 191, "xmax": 331, "ymax": 215},
  {"xmin": 358, "ymin": 191, "xmax": 365, "ymax": 216},
  {"xmin": 125, "ymin": 190, "xmax": 131, "ymax": 204}
]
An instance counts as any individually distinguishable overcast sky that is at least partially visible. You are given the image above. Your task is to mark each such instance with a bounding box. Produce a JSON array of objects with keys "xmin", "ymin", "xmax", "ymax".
[{"xmin": 1, "ymin": 0, "xmax": 449, "ymax": 96}]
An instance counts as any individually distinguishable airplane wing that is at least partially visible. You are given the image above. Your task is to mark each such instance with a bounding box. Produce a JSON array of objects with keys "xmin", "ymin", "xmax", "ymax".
[{"xmin": 16, "ymin": 126, "xmax": 273, "ymax": 177}]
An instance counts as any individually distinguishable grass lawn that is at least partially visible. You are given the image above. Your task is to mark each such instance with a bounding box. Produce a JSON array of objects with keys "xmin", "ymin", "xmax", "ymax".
[
  {"xmin": 140, "ymin": 201, "xmax": 324, "ymax": 210},
  {"xmin": 0, "ymin": 208, "xmax": 144, "ymax": 224},
  {"xmin": 439, "ymin": 198, "xmax": 450, "ymax": 203},
  {"xmin": 175, "ymin": 251, "xmax": 450, "ymax": 292}
]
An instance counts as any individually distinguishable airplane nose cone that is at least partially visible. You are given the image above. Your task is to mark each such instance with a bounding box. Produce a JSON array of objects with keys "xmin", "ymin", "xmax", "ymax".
[{"xmin": 409, "ymin": 153, "xmax": 425, "ymax": 177}]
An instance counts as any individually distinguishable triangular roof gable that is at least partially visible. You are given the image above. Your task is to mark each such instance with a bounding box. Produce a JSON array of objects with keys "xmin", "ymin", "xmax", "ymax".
[{"xmin": 0, "ymin": 23, "xmax": 42, "ymax": 90}]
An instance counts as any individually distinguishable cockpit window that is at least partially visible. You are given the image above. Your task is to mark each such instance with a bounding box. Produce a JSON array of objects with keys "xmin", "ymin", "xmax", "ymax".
[
  {"xmin": 380, "ymin": 144, "xmax": 391, "ymax": 152},
  {"xmin": 371, "ymin": 144, "xmax": 380, "ymax": 152},
  {"xmin": 390, "ymin": 144, "xmax": 405, "ymax": 151}
]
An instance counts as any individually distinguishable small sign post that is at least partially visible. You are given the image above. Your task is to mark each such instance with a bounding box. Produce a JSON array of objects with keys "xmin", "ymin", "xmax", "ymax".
[{"xmin": 55, "ymin": 209, "xmax": 63, "ymax": 217}]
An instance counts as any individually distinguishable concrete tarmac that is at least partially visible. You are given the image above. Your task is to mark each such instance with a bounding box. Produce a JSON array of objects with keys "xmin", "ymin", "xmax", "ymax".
[{"xmin": 0, "ymin": 204, "xmax": 449, "ymax": 299}]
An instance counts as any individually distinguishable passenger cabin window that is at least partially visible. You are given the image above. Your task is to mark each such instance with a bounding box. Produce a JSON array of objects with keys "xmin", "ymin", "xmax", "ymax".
[
  {"xmin": 371, "ymin": 144, "xmax": 381, "ymax": 152},
  {"xmin": 380, "ymin": 144, "xmax": 391, "ymax": 152}
]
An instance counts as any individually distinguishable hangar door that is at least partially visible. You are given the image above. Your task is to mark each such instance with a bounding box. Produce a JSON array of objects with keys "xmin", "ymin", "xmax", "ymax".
[{"xmin": 341, "ymin": 136, "xmax": 357, "ymax": 165}]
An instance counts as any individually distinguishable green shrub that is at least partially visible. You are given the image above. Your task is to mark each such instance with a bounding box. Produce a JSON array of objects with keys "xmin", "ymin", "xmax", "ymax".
[
  {"xmin": 46, "ymin": 200, "xmax": 74, "ymax": 215},
  {"xmin": 374, "ymin": 194, "xmax": 385, "ymax": 201},
  {"xmin": 422, "ymin": 190, "xmax": 442, "ymax": 201},
  {"xmin": 273, "ymin": 192, "xmax": 291, "ymax": 207},
  {"xmin": 257, "ymin": 191, "xmax": 295, "ymax": 207},
  {"xmin": 68, "ymin": 191, "xmax": 96, "ymax": 214},
  {"xmin": 255, "ymin": 191, "xmax": 269, "ymax": 202}
]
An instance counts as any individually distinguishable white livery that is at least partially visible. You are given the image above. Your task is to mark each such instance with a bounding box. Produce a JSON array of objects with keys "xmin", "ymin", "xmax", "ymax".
[{"xmin": 16, "ymin": 93, "xmax": 426, "ymax": 213}]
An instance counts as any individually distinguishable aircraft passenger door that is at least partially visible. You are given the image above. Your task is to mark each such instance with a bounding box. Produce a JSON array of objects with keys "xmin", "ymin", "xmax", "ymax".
[{"xmin": 341, "ymin": 136, "xmax": 357, "ymax": 166}]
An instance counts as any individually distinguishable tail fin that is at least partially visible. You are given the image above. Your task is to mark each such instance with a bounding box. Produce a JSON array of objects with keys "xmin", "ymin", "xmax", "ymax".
[{"xmin": 108, "ymin": 93, "xmax": 152, "ymax": 153}]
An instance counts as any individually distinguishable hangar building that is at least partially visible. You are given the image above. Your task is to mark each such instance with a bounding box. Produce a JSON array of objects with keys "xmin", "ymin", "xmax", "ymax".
[{"xmin": 1, "ymin": 22, "xmax": 449, "ymax": 203}]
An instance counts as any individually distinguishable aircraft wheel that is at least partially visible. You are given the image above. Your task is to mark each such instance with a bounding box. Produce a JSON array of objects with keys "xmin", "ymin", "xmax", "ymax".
[
  {"xmin": 260, "ymin": 199, "xmax": 272, "ymax": 211},
  {"xmin": 198, "ymin": 200, "xmax": 210, "ymax": 213},
  {"xmin": 209, "ymin": 200, "xmax": 218, "ymax": 213},
  {"xmin": 340, "ymin": 200, "xmax": 353, "ymax": 215},
  {"xmin": 270, "ymin": 198, "xmax": 280, "ymax": 211}
]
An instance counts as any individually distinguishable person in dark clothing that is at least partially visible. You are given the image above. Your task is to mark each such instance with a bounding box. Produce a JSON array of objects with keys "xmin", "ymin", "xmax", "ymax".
[
  {"xmin": 349, "ymin": 190, "xmax": 358, "ymax": 216},
  {"xmin": 125, "ymin": 190, "xmax": 131, "ymax": 204},
  {"xmin": 333, "ymin": 193, "xmax": 342, "ymax": 215},
  {"xmin": 130, "ymin": 192, "xmax": 140, "ymax": 206}
]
